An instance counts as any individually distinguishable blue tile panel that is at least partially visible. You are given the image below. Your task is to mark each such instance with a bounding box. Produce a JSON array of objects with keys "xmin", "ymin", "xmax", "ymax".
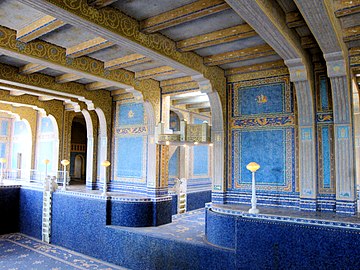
[
  {"xmin": 0, "ymin": 142, "xmax": 6, "ymax": 158},
  {"xmin": 320, "ymin": 76, "xmax": 329, "ymax": 110},
  {"xmin": 171, "ymin": 191, "xmax": 211, "ymax": 214},
  {"xmin": 0, "ymin": 119, "xmax": 9, "ymax": 136},
  {"xmin": 40, "ymin": 116, "xmax": 55, "ymax": 133},
  {"xmin": 206, "ymin": 208, "xmax": 360, "ymax": 269},
  {"xmin": 321, "ymin": 127, "xmax": 331, "ymax": 188},
  {"xmin": 0, "ymin": 187, "xmax": 19, "ymax": 235},
  {"xmin": 13, "ymin": 120, "xmax": 29, "ymax": 136},
  {"xmin": 234, "ymin": 82, "xmax": 285, "ymax": 116},
  {"xmin": 115, "ymin": 137, "xmax": 144, "ymax": 179},
  {"xmin": 168, "ymin": 148, "xmax": 179, "ymax": 177},
  {"xmin": 19, "ymin": 188, "xmax": 43, "ymax": 239},
  {"xmin": 118, "ymin": 103, "xmax": 144, "ymax": 126},
  {"xmin": 193, "ymin": 145, "xmax": 209, "ymax": 176}
]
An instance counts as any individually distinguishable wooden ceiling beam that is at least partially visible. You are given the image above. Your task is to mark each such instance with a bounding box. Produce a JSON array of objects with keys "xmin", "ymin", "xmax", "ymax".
[
  {"xmin": 204, "ymin": 44, "xmax": 276, "ymax": 66},
  {"xmin": 301, "ymin": 36, "xmax": 318, "ymax": 49},
  {"xmin": 66, "ymin": 37, "xmax": 113, "ymax": 58},
  {"xmin": 199, "ymin": 108, "xmax": 211, "ymax": 113},
  {"xmin": 140, "ymin": 0, "xmax": 230, "ymax": 34},
  {"xmin": 19, "ymin": 63, "xmax": 46, "ymax": 75},
  {"xmin": 343, "ymin": 25, "xmax": 360, "ymax": 42},
  {"xmin": 86, "ymin": 81, "xmax": 110, "ymax": 91},
  {"xmin": 186, "ymin": 101, "xmax": 210, "ymax": 109},
  {"xmin": 17, "ymin": 15, "xmax": 65, "ymax": 43},
  {"xmin": 225, "ymin": 60, "xmax": 285, "ymax": 76},
  {"xmin": 55, "ymin": 73, "xmax": 83, "ymax": 83},
  {"xmin": 334, "ymin": 0, "xmax": 360, "ymax": 17},
  {"xmin": 135, "ymin": 66, "xmax": 177, "ymax": 80},
  {"xmin": 88, "ymin": 0, "xmax": 118, "ymax": 8},
  {"xmin": 177, "ymin": 23, "xmax": 256, "ymax": 52},
  {"xmin": 160, "ymin": 76, "xmax": 193, "ymax": 87},
  {"xmin": 173, "ymin": 95, "xmax": 209, "ymax": 105},
  {"xmin": 104, "ymin": 53, "xmax": 151, "ymax": 70},
  {"xmin": 286, "ymin": 12, "xmax": 306, "ymax": 28}
]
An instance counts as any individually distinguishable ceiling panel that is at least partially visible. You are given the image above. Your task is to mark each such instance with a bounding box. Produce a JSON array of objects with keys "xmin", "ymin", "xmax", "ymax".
[
  {"xmin": 194, "ymin": 36, "xmax": 266, "ymax": 57},
  {"xmin": 161, "ymin": 9, "xmax": 245, "ymax": 41},
  {"xmin": 88, "ymin": 45, "xmax": 136, "ymax": 62},
  {"xmin": 41, "ymin": 25, "xmax": 98, "ymax": 48},
  {"xmin": 112, "ymin": 0, "xmax": 197, "ymax": 21},
  {"xmin": 125, "ymin": 61, "xmax": 164, "ymax": 73},
  {"xmin": 220, "ymin": 54, "xmax": 283, "ymax": 69},
  {"xmin": 0, "ymin": 55, "xmax": 29, "ymax": 68},
  {"xmin": 0, "ymin": 0, "xmax": 45, "ymax": 30}
]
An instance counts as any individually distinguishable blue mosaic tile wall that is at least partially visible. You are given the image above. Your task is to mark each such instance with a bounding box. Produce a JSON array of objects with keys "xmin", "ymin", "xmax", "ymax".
[
  {"xmin": 171, "ymin": 191, "xmax": 211, "ymax": 214},
  {"xmin": 228, "ymin": 77, "xmax": 295, "ymax": 205},
  {"xmin": 206, "ymin": 209, "xmax": 360, "ymax": 269},
  {"xmin": 0, "ymin": 187, "xmax": 19, "ymax": 235},
  {"xmin": 112, "ymin": 102, "xmax": 148, "ymax": 192},
  {"xmin": 316, "ymin": 73, "xmax": 335, "ymax": 203},
  {"xmin": 51, "ymin": 193, "xmax": 235, "ymax": 270},
  {"xmin": 19, "ymin": 188, "xmax": 43, "ymax": 239}
]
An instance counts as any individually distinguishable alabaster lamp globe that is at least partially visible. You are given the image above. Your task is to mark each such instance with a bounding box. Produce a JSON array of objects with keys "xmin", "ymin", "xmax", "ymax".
[
  {"xmin": 246, "ymin": 162, "xmax": 260, "ymax": 173},
  {"xmin": 61, "ymin": 159, "xmax": 70, "ymax": 166},
  {"xmin": 101, "ymin": 160, "xmax": 111, "ymax": 196},
  {"xmin": 61, "ymin": 159, "xmax": 70, "ymax": 191}
]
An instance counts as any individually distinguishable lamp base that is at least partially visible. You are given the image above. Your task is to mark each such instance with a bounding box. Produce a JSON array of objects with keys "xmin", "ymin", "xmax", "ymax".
[{"xmin": 248, "ymin": 208, "xmax": 259, "ymax": 214}]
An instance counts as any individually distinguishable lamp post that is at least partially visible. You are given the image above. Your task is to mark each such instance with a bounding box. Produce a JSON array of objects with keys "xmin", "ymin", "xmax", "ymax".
[
  {"xmin": 0, "ymin": 158, "xmax": 6, "ymax": 184},
  {"xmin": 246, "ymin": 162, "xmax": 260, "ymax": 214},
  {"xmin": 101, "ymin": 160, "xmax": 111, "ymax": 196},
  {"xmin": 43, "ymin": 159, "xmax": 50, "ymax": 178},
  {"xmin": 61, "ymin": 159, "xmax": 70, "ymax": 191}
]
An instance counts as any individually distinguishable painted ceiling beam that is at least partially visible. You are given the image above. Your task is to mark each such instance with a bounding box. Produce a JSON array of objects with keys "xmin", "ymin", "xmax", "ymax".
[
  {"xmin": 343, "ymin": 25, "xmax": 360, "ymax": 43},
  {"xmin": 88, "ymin": 0, "xmax": 118, "ymax": 9},
  {"xmin": 85, "ymin": 81, "xmax": 110, "ymax": 91},
  {"xmin": 9, "ymin": 90, "xmax": 26, "ymax": 96},
  {"xmin": 110, "ymin": 89, "xmax": 128, "ymax": 96},
  {"xmin": 19, "ymin": 63, "xmax": 47, "ymax": 75},
  {"xmin": 293, "ymin": 1, "xmax": 345, "ymax": 53},
  {"xmin": 186, "ymin": 101, "xmax": 211, "ymax": 109},
  {"xmin": 140, "ymin": 0, "xmax": 230, "ymax": 34},
  {"xmin": 225, "ymin": 0, "xmax": 307, "ymax": 61},
  {"xmin": 225, "ymin": 60, "xmax": 286, "ymax": 76},
  {"xmin": 204, "ymin": 44, "xmax": 276, "ymax": 66},
  {"xmin": 350, "ymin": 47, "xmax": 360, "ymax": 67},
  {"xmin": 199, "ymin": 108, "xmax": 211, "ymax": 113},
  {"xmin": 160, "ymin": 76, "xmax": 194, "ymax": 87},
  {"xmin": 66, "ymin": 37, "xmax": 114, "ymax": 58},
  {"xmin": 104, "ymin": 54, "xmax": 151, "ymax": 70},
  {"xmin": 55, "ymin": 73, "xmax": 83, "ymax": 83},
  {"xmin": 135, "ymin": 66, "xmax": 177, "ymax": 80},
  {"xmin": 334, "ymin": 0, "xmax": 360, "ymax": 17},
  {"xmin": 301, "ymin": 36, "xmax": 318, "ymax": 49},
  {"xmin": 17, "ymin": 15, "xmax": 66, "ymax": 43},
  {"xmin": 16, "ymin": 0, "xmax": 220, "ymax": 89},
  {"xmin": 38, "ymin": 96, "xmax": 54, "ymax": 101},
  {"xmin": 0, "ymin": 25, "xmax": 146, "ymax": 93},
  {"xmin": 285, "ymin": 12, "xmax": 306, "ymax": 28},
  {"xmin": 162, "ymin": 82, "xmax": 199, "ymax": 94},
  {"xmin": 176, "ymin": 23, "xmax": 256, "ymax": 52},
  {"xmin": 173, "ymin": 95, "xmax": 209, "ymax": 105}
]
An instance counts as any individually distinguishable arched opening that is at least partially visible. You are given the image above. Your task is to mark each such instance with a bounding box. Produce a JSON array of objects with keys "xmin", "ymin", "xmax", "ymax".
[
  {"xmin": 11, "ymin": 119, "xmax": 32, "ymax": 180},
  {"xmin": 36, "ymin": 114, "xmax": 59, "ymax": 180},
  {"xmin": 95, "ymin": 108, "xmax": 107, "ymax": 186},
  {"xmin": 74, "ymin": 154, "xmax": 85, "ymax": 179},
  {"xmin": 70, "ymin": 114, "xmax": 87, "ymax": 185}
]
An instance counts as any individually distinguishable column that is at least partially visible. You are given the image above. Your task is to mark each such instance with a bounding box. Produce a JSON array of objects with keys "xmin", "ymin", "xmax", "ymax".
[
  {"xmin": 325, "ymin": 52, "xmax": 356, "ymax": 214},
  {"xmin": 285, "ymin": 59, "xmax": 317, "ymax": 210}
]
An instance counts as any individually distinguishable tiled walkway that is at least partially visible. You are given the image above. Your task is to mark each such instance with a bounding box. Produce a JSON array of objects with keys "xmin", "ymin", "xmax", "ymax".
[{"xmin": 0, "ymin": 234, "xmax": 127, "ymax": 270}]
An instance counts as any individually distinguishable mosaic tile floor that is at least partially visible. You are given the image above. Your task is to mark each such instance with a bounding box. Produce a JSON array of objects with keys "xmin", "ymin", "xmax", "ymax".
[
  {"xmin": 0, "ymin": 234, "xmax": 127, "ymax": 270},
  {"xmin": 111, "ymin": 209, "xmax": 207, "ymax": 245}
]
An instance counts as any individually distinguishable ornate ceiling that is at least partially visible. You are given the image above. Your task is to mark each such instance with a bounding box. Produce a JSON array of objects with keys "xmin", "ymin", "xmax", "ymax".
[{"xmin": 0, "ymin": 0, "xmax": 358, "ymax": 113}]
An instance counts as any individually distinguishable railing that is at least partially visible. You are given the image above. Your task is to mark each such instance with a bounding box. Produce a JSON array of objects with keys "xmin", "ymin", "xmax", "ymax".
[{"xmin": 1, "ymin": 169, "xmax": 69, "ymax": 186}]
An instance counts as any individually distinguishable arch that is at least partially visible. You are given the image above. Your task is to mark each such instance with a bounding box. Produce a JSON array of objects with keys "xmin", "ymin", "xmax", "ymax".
[
  {"xmin": 196, "ymin": 79, "xmax": 225, "ymax": 195},
  {"xmin": 74, "ymin": 154, "xmax": 85, "ymax": 179},
  {"xmin": 81, "ymin": 109, "xmax": 94, "ymax": 189},
  {"xmin": 12, "ymin": 118, "xmax": 32, "ymax": 180},
  {"xmin": 95, "ymin": 108, "xmax": 107, "ymax": 185},
  {"xmin": 47, "ymin": 114, "xmax": 60, "ymax": 174},
  {"xmin": 143, "ymin": 101, "xmax": 157, "ymax": 189}
]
